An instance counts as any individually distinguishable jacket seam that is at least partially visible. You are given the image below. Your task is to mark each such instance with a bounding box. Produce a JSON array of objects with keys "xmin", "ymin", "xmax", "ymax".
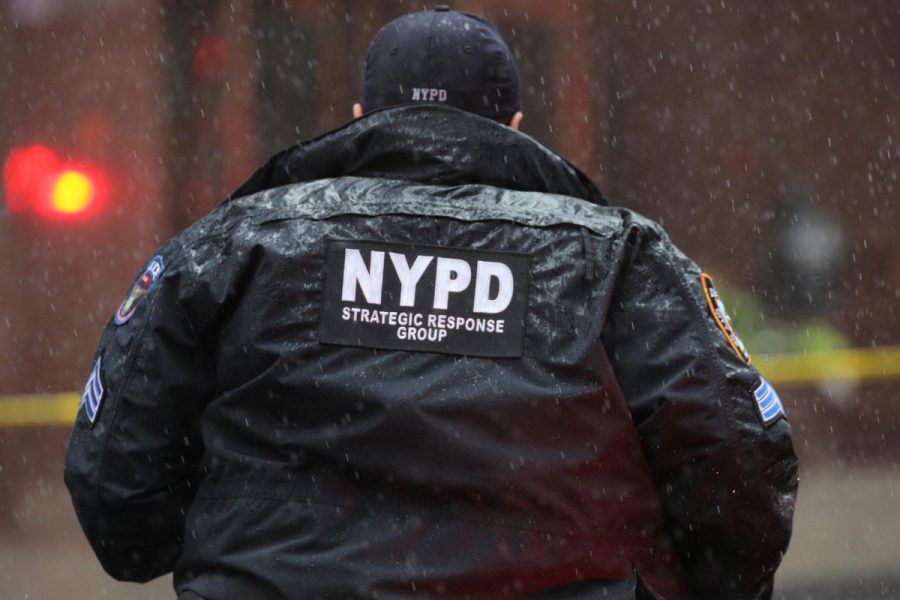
[
  {"xmin": 248, "ymin": 179, "xmax": 620, "ymax": 234},
  {"xmin": 190, "ymin": 489, "xmax": 659, "ymax": 551}
]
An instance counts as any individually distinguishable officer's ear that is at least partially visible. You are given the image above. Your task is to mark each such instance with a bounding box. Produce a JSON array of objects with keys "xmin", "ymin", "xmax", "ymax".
[
  {"xmin": 508, "ymin": 112, "xmax": 523, "ymax": 131},
  {"xmin": 353, "ymin": 103, "xmax": 364, "ymax": 119}
]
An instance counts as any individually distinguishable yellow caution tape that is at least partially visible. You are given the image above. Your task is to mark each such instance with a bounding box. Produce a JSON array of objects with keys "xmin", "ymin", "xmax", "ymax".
[
  {"xmin": 0, "ymin": 392, "xmax": 80, "ymax": 427},
  {"xmin": 754, "ymin": 345, "xmax": 900, "ymax": 385},
  {"xmin": 1, "ymin": 345, "xmax": 899, "ymax": 427}
]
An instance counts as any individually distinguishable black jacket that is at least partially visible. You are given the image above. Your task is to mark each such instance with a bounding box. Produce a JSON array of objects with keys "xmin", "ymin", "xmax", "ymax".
[{"xmin": 65, "ymin": 105, "xmax": 798, "ymax": 600}]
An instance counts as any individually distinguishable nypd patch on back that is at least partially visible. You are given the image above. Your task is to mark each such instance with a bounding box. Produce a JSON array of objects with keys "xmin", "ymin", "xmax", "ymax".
[
  {"xmin": 753, "ymin": 377, "xmax": 785, "ymax": 427},
  {"xmin": 115, "ymin": 255, "xmax": 166, "ymax": 325},
  {"xmin": 81, "ymin": 358, "xmax": 104, "ymax": 424},
  {"xmin": 320, "ymin": 240, "xmax": 531, "ymax": 357}
]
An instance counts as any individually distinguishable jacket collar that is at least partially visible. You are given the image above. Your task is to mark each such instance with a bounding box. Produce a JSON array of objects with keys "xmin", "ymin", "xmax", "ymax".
[{"xmin": 228, "ymin": 104, "xmax": 607, "ymax": 206}]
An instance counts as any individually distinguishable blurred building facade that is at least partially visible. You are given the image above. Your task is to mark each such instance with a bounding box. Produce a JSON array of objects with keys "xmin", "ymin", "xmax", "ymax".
[{"xmin": 1, "ymin": 0, "xmax": 899, "ymax": 597}]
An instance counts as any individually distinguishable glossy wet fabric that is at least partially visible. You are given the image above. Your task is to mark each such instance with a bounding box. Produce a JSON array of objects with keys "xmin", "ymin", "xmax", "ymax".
[{"xmin": 65, "ymin": 105, "xmax": 797, "ymax": 600}]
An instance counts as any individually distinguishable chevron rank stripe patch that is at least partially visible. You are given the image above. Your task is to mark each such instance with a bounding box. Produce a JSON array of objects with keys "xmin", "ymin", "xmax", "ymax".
[
  {"xmin": 81, "ymin": 358, "xmax": 105, "ymax": 424},
  {"xmin": 753, "ymin": 376, "xmax": 785, "ymax": 427}
]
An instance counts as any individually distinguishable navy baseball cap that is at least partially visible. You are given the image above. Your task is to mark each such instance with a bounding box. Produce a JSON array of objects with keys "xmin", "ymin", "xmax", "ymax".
[{"xmin": 360, "ymin": 5, "xmax": 521, "ymax": 119}]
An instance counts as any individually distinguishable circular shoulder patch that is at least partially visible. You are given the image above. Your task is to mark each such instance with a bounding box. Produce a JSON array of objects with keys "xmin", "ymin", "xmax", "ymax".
[
  {"xmin": 114, "ymin": 255, "xmax": 166, "ymax": 325},
  {"xmin": 700, "ymin": 273, "xmax": 751, "ymax": 364}
]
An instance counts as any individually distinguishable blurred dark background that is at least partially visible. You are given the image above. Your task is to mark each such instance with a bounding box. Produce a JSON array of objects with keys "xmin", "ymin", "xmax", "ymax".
[{"xmin": 1, "ymin": 1, "xmax": 898, "ymax": 598}]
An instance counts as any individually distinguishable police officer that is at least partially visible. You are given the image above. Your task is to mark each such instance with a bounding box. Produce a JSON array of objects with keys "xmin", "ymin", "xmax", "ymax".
[{"xmin": 65, "ymin": 6, "xmax": 798, "ymax": 600}]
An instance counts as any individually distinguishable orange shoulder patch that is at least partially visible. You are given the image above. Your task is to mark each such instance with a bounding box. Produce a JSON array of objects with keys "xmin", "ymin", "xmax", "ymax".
[{"xmin": 700, "ymin": 273, "xmax": 751, "ymax": 364}]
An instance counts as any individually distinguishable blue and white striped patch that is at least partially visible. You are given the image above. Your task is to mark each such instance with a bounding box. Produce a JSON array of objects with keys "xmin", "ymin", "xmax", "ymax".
[
  {"xmin": 81, "ymin": 358, "xmax": 104, "ymax": 424},
  {"xmin": 753, "ymin": 377, "xmax": 785, "ymax": 426}
]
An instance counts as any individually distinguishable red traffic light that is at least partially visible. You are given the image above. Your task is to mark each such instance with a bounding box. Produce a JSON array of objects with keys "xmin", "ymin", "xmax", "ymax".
[{"xmin": 3, "ymin": 145, "xmax": 106, "ymax": 218}]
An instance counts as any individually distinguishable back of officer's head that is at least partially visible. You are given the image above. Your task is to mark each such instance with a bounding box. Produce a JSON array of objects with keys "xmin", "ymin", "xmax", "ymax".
[{"xmin": 359, "ymin": 5, "xmax": 522, "ymax": 122}]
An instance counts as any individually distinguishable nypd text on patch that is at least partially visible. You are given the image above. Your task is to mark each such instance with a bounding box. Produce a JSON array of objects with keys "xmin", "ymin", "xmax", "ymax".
[
  {"xmin": 81, "ymin": 358, "xmax": 104, "ymax": 424},
  {"xmin": 319, "ymin": 240, "xmax": 531, "ymax": 357},
  {"xmin": 754, "ymin": 376, "xmax": 785, "ymax": 426}
]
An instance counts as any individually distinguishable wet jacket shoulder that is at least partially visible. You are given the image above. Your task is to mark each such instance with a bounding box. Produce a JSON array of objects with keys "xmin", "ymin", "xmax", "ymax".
[
  {"xmin": 63, "ymin": 233, "xmax": 213, "ymax": 581},
  {"xmin": 600, "ymin": 212, "xmax": 798, "ymax": 598}
]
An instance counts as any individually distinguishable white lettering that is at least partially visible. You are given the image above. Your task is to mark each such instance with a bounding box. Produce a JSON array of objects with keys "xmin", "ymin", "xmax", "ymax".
[
  {"xmin": 396, "ymin": 326, "xmax": 449, "ymax": 342},
  {"xmin": 389, "ymin": 253, "xmax": 433, "ymax": 307},
  {"xmin": 411, "ymin": 88, "xmax": 447, "ymax": 103},
  {"xmin": 473, "ymin": 260, "xmax": 514, "ymax": 314},
  {"xmin": 433, "ymin": 258, "xmax": 471, "ymax": 310},
  {"xmin": 342, "ymin": 249, "xmax": 384, "ymax": 305}
]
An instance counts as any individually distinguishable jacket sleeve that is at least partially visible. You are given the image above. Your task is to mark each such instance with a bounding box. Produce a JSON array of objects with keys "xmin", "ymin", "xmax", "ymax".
[
  {"xmin": 601, "ymin": 219, "xmax": 799, "ymax": 599},
  {"xmin": 64, "ymin": 241, "xmax": 216, "ymax": 582}
]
